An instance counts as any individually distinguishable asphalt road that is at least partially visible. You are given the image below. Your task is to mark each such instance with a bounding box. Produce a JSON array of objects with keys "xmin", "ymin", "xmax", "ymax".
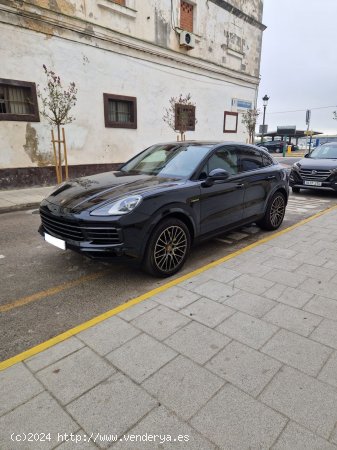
[{"xmin": 1, "ymin": 189, "xmax": 337, "ymax": 361}]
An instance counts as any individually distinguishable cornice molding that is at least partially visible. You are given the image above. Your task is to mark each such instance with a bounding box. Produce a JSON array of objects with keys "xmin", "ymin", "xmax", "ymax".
[{"xmin": 0, "ymin": 3, "xmax": 260, "ymax": 88}]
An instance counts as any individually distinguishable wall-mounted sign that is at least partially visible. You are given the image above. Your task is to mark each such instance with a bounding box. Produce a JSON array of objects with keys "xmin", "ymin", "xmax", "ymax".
[{"xmin": 232, "ymin": 99, "xmax": 253, "ymax": 111}]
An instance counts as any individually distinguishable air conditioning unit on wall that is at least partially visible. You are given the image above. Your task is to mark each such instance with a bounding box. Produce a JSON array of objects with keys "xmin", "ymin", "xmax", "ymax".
[{"xmin": 180, "ymin": 31, "xmax": 195, "ymax": 49}]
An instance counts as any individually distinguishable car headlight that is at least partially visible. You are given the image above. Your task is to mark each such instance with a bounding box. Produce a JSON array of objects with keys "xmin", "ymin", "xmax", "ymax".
[
  {"xmin": 292, "ymin": 162, "xmax": 301, "ymax": 171},
  {"xmin": 90, "ymin": 195, "xmax": 142, "ymax": 216}
]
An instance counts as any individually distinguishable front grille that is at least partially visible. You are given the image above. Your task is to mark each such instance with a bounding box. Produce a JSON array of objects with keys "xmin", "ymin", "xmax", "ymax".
[
  {"xmin": 299, "ymin": 168, "xmax": 332, "ymax": 181},
  {"xmin": 40, "ymin": 210, "xmax": 122, "ymax": 245}
]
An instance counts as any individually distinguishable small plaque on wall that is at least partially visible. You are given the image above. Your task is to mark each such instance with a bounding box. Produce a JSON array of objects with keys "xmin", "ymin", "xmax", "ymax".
[{"xmin": 223, "ymin": 111, "xmax": 238, "ymax": 133}]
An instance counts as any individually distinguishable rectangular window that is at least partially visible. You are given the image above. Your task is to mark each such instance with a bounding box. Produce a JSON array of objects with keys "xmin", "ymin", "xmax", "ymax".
[
  {"xmin": 103, "ymin": 93, "xmax": 137, "ymax": 129},
  {"xmin": 0, "ymin": 79, "xmax": 39, "ymax": 122},
  {"xmin": 175, "ymin": 104, "xmax": 195, "ymax": 131},
  {"xmin": 180, "ymin": 1, "xmax": 194, "ymax": 32}
]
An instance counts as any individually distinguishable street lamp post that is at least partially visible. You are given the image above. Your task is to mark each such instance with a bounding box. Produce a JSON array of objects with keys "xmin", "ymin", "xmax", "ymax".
[{"xmin": 261, "ymin": 94, "xmax": 270, "ymax": 143}]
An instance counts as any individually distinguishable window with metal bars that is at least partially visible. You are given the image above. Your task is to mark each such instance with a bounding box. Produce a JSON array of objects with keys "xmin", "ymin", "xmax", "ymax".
[
  {"xmin": 103, "ymin": 93, "xmax": 137, "ymax": 129},
  {"xmin": 175, "ymin": 104, "xmax": 196, "ymax": 131},
  {"xmin": 0, "ymin": 79, "xmax": 39, "ymax": 121}
]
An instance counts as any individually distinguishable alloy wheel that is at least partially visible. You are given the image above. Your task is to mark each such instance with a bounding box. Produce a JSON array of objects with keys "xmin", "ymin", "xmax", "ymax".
[
  {"xmin": 270, "ymin": 195, "xmax": 285, "ymax": 227},
  {"xmin": 153, "ymin": 225, "xmax": 188, "ymax": 273}
]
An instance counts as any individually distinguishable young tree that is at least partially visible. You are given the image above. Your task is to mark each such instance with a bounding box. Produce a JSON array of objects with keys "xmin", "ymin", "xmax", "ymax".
[
  {"xmin": 241, "ymin": 108, "xmax": 260, "ymax": 144},
  {"xmin": 163, "ymin": 93, "xmax": 197, "ymax": 141},
  {"xmin": 38, "ymin": 65, "xmax": 77, "ymax": 182}
]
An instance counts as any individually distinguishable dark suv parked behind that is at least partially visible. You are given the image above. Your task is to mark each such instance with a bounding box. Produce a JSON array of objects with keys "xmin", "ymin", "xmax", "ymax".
[{"xmin": 39, "ymin": 142, "xmax": 289, "ymax": 277}]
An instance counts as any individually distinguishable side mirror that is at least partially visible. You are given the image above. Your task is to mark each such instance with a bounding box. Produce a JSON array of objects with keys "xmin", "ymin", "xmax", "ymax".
[
  {"xmin": 202, "ymin": 168, "xmax": 230, "ymax": 187},
  {"xmin": 304, "ymin": 153, "xmax": 309, "ymax": 158}
]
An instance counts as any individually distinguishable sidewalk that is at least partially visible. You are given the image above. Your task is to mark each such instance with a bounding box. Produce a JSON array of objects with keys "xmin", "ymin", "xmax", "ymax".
[
  {"xmin": 1, "ymin": 207, "xmax": 337, "ymax": 449},
  {"xmin": 0, "ymin": 186, "xmax": 55, "ymax": 213}
]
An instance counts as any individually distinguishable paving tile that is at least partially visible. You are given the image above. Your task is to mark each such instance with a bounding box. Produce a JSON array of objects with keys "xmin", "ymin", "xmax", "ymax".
[
  {"xmin": 293, "ymin": 251, "xmax": 328, "ymax": 267},
  {"xmin": 331, "ymin": 426, "xmax": 337, "ymax": 446},
  {"xmin": 262, "ymin": 246, "xmax": 296, "ymax": 258},
  {"xmin": 0, "ymin": 363, "xmax": 44, "ymax": 417},
  {"xmin": 233, "ymin": 261, "xmax": 272, "ymax": 276},
  {"xmin": 191, "ymin": 383, "xmax": 287, "ymax": 449},
  {"xmin": 25, "ymin": 337, "xmax": 84, "ymax": 372},
  {"xmin": 0, "ymin": 392, "xmax": 77, "ymax": 450},
  {"xmin": 263, "ymin": 304, "xmax": 322, "ymax": 337},
  {"xmin": 200, "ymin": 265, "xmax": 241, "ymax": 283},
  {"xmin": 230, "ymin": 273, "xmax": 275, "ymax": 295},
  {"xmin": 112, "ymin": 406, "xmax": 216, "ymax": 449},
  {"xmin": 106, "ymin": 334, "xmax": 177, "ymax": 383},
  {"xmin": 67, "ymin": 373, "xmax": 157, "ymax": 448},
  {"xmin": 142, "ymin": 355, "xmax": 224, "ymax": 420},
  {"xmin": 262, "ymin": 256, "xmax": 302, "ymax": 272},
  {"xmin": 117, "ymin": 299, "xmax": 158, "ymax": 321},
  {"xmin": 310, "ymin": 318, "xmax": 337, "ymax": 349},
  {"xmin": 223, "ymin": 290, "xmax": 276, "ymax": 318},
  {"xmin": 272, "ymin": 421, "xmax": 337, "ymax": 450},
  {"xmin": 216, "ymin": 311, "xmax": 278, "ymax": 349},
  {"xmin": 206, "ymin": 340, "xmax": 281, "ymax": 397},
  {"xmin": 318, "ymin": 351, "xmax": 337, "ymax": 389},
  {"xmin": 131, "ymin": 305, "xmax": 190, "ymax": 341},
  {"xmin": 295, "ymin": 263, "xmax": 336, "ymax": 282},
  {"xmin": 190, "ymin": 279, "xmax": 239, "ymax": 302},
  {"xmin": 262, "ymin": 329, "xmax": 331, "ymax": 377},
  {"xmin": 178, "ymin": 272, "xmax": 213, "ymax": 290},
  {"xmin": 263, "ymin": 269, "xmax": 307, "ymax": 288},
  {"xmin": 164, "ymin": 321, "xmax": 230, "ymax": 364},
  {"xmin": 36, "ymin": 347, "xmax": 115, "ymax": 405},
  {"xmin": 77, "ymin": 316, "xmax": 140, "ymax": 355},
  {"xmin": 151, "ymin": 286, "xmax": 200, "ymax": 310},
  {"xmin": 304, "ymin": 295, "xmax": 337, "ymax": 321},
  {"xmin": 271, "ymin": 286, "xmax": 313, "ymax": 308},
  {"xmin": 300, "ymin": 279, "xmax": 337, "ymax": 301},
  {"xmin": 260, "ymin": 365, "xmax": 337, "ymax": 439},
  {"xmin": 180, "ymin": 297, "xmax": 235, "ymax": 328},
  {"xmin": 263, "ymin": 283, "xmax": 288, "ymax": 301}
]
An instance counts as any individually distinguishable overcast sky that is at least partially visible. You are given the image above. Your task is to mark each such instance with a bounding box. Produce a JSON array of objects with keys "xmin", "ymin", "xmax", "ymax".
[{"xmin": 257, "ymin": 0, "xmax": 337, "ymax": 135}]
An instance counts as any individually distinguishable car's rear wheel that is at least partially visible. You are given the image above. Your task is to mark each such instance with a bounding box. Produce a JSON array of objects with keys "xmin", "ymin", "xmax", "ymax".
[
  {"xmin": 257, "ymin": 191, "xmax": 286, "ymax": 231},
  {"xmin": 275, "ymin": 148, "xmax": 281, "ymax": 153},
  {"xmin": 292, "ymin": 187, "xmax": 300, "ymax": 193},
  {"xmin": 143, "ymin": 218, "xmax": 191, "ymax": 277}
]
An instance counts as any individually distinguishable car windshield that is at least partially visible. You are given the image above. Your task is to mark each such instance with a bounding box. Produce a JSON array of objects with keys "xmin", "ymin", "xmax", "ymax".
[
  {"xmin": 120, "ymin": 144, "xmax": 213, "ymax": 177},
  {"xmin": 309, "ymin": 145, "xmax": 337, "ymax": 159}
]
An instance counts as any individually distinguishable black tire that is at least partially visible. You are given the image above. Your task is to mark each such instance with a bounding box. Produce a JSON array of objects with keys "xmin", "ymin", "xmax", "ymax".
[
  {"xmin": 275, "ymin": 148, "xmax": 281, "ymax": 153},
  {"xmin": 257, "ymin": 191, "xmax": 286, "ymax": 231},
  {"xmin": 143, "ymin": 218, "xmax": 191, "ymax": 277},
  {"xmin": 292, "ymin": 187, "xmax": 300, "ymax": 193}
]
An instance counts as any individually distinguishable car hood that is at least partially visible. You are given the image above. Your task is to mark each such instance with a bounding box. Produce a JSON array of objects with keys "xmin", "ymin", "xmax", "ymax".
[
  {"xmin": 297, "ymin": 158, "xmax": 337, "ymax": 170},
  {"xmin": 44, "ymin": 171, "xmax": 186, "ymax": 212}
]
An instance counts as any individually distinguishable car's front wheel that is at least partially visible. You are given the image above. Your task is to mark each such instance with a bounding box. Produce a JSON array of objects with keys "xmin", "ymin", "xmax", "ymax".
[
  {"xmin": 257, "ymin": 191, "xmax": 286, "ymax": 231},
  {"xmin": 143, "ymin": 218, "xmax": 191, "ymax": 277}
]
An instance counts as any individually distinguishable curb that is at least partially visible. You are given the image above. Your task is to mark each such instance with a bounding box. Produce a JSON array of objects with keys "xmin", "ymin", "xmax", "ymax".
[{"xmin": 0, "ymin": 202, "xmax": 41, "ymax": 214}]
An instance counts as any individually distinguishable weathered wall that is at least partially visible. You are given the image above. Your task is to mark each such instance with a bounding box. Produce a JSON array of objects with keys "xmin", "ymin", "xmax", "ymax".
[{"xmin": 0, "ymin": 0, "xmax": 264, "ymax": 182}]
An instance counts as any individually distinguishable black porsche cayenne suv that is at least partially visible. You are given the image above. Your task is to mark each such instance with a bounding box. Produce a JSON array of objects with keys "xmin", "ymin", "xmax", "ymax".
[{"xmin": 39, "ymin": 142, "xmax": 289, "ymax": 277}]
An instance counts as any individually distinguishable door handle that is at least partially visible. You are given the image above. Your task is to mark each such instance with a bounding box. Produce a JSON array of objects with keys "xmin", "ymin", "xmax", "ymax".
[
  {"xmin": 267, "ymin": 175, "xmax": 276, "ymax": 180},
  {"xmin": 235, "ymin": 183, "xmax": 244, "ymax": 189}
]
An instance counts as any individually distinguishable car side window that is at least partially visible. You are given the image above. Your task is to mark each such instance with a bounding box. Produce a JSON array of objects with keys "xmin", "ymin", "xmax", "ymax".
[
  {"xmin": 238, "ymin": 147, "xmax": 264, "ymax": 172},
  {"xmin": 262, "ymin": 153, "xmax": 274, "ymax": 167},
  {"xmin": 202, "ymin": 147, "xmax": 239, "ymax": 177}
]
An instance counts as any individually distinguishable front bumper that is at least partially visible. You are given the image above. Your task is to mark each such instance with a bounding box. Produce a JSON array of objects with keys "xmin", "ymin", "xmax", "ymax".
[
  {"xmin": 38, "ymin": 202, "xmax": 150, "ymax": 262},
  {"xmin": 289, "ymin": 170, "xmax": 337, "ymax": 191}
]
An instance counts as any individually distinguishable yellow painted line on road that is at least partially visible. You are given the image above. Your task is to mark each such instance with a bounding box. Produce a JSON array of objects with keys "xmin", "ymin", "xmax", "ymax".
[
  {"xmin": 1, "ymin": 203, "xmax": 337, "ymax": 371},
  {"xmin": 0, "ymin": 270, "xmax": 109, "ymax": 313}
]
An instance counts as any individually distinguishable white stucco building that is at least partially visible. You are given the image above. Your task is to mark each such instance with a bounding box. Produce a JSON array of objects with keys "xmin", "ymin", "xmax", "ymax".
[{"xmin": 0, "ymin": 0, "xmax": 265, "ymax": 188}]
